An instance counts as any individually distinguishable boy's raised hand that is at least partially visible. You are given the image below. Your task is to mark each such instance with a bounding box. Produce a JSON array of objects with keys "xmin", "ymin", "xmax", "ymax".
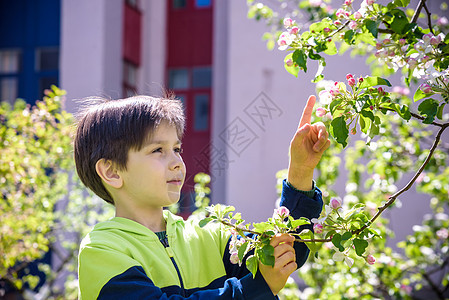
[
  {"xmin": 288, "ymin": 95, "xmax": 330, "ymax": 191},
  {"xmin": 259, "ymin": 234, "xmax": 297, "ymax": 296}
]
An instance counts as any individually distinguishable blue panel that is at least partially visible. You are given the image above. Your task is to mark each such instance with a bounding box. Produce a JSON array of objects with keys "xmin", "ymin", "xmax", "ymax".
[{"xmin": 0, "ymin": 0, "xmax": 60, "ymax": 104}]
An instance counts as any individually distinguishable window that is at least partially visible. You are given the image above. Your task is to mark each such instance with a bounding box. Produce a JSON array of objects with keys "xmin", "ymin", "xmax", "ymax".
[
  {"xmin": 173, "ymin": 0, "xmax": 187, "ymax": 9},
  {"xmin": 126, "ymin": 0, "xmax": 140, "ymax": 10},
  {"xmin": 176, "ymin": 94, "xmax": 187, "ymax": 111},
  {"xmin": 194, "ymin": 94, "xmax": 209, "ymax": 131},
  {"xmin": 168, "ymin": 69, "xmax": 189, "ymax": 90},
  {"xmin": 0, "ymin": 50, "xmax": 21, "ymax": 74},
  {"xmin": 192, "ymin": 66, "xmax": 211, "ymax": 88},
  {"xmin": 123, "ymin": 60, "xmax": 138, "ymax": 97},
  {"xmin": 0, "ymin": 77, "xmax": 18, "ymax": 104},
  {"xmin": 36, "ymin": 48, "xmax": 59, "ymax": 71},
  {"xmin": 0, "ymin": 50, "xmax": 21, "ymax": 103},
  {"xmin": 196, "ymin": 0, "xmax": 211, "ymax": 7}
]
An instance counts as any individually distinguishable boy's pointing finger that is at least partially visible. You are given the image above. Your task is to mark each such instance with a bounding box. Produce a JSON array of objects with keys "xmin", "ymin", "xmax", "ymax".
[{"xmin": 298, "ymin": 95, "xmax": 316, "ymax": 128}]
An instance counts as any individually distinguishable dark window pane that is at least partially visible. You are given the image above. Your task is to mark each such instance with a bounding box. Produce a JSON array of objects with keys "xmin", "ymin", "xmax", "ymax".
[
  {"xmin": 1, "ymin": 77, "xmax": 18, "ymax": 103},
  {"xmin": 196, "ymin": 0, "xmax": 211, "ymax": 7},
  {"xmin": 0, "ymin": 50, "xmax": 21, "ymax": 74},
  {"xmin": 176, "ymin": 94, "xmax": 186, "ymax": 111},
  {"xmin": 192, "ymin": 67, "xmax": 211, "ymax": 88},
  {"xmin": 37, "ymin": 48, "xmax": 59, "ymax": 71},
  {"xmin": 173, "ymin": 0, "xmax": 186, "ymax": 9},
  {"xmin": 169, "ymin": 69, "xmax": 189, "ymax": 89},
  {"xmin": 194, "ymin": 94, "xmax": 209, "ymax": 131}
]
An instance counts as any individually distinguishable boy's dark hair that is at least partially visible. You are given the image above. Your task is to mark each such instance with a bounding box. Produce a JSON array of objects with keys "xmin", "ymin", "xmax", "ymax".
[{"xmin": 74, "ymin": 95, "xmax": 185, "ymax": 205}]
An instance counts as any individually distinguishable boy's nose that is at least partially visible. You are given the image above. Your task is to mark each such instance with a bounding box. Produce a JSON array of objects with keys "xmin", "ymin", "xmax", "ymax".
[{"xmin": 169, "ymin": 154, "xmax": 184, "ymax": 171}]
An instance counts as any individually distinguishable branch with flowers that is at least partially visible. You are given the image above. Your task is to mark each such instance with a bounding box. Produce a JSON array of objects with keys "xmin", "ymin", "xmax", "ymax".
[{"xmin": 199, "ymin": 0, "xmax": 449, "ymax": 282}]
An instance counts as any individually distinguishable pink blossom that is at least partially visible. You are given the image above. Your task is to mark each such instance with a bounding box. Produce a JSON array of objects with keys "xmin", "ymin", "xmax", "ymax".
[
  {"xmin": 313, "ymin": 223, "xmax": 324, "ymax": 234},
  {"xmin": 346, "ymin": 73, "xmax": 353, "ymax": 80},
  {"xmin": 422, "ymin": 33, "xmax": 432, "ymax": 43},
  {"xmin": 375, "ymin": 43, "xmax": 382, "ymax": 50},
  {"xmin": 436, "ymin": 228, "xmax": 448, "ymax": 239},
  {"xmin": 316, "ymin": 107, "xmax": 327, "ymax": 117},
  {"xmin": 366, "ymin": 0, "xmax": 375, "ymax": 5},
  {"xmin": 283, "ymin": 18, "xmax": 294, "ymax": 28},
  {"xmin": 400, "ymin": 284, "xmax": 412, "ymax": 294},
  {"xmin": 330, "ymin": 197, "xmax": 342, "ymax": 209},
  {"xmin": 366, "ymin": 254, "xmax": 376, "ymax": 265},
  {"xmin": 407, "ymin": 57, "xmax": 418, "ymax": 68},
  {"xmin": 398, "ymin": 38, "xmax": 406, "ymax": 45},
  {"xmin": 323, "ymin": 27, "xmax": 331, "ymax": 33},
  {"xmin": 230, "ymin": 252, "xmax": 239, "ymax": 264},
  {"xmin": 437, "ymin": 17, "xmax": 448, "ymax": 26},
  {"xmin": 419, "ymin": 83, "xmax": 432, "ymax": 94},
  {"xmin": 349, "ymin": 21, "xmax": 358, "ymax": 30},
  {"xmin": 286, "ymin": 59, "xmax": 294, "ymax": 67},
  {"xmin": 334, "ymin": 20, "xmax": 342, "ymax": 26},
  {"xmin": 353, "ymin": 11, "xmax": 362, "ymax": 19},
  {"xmin": 336, "ymin": 8, "xmax": 348, "ymax": 19},
  {"xmin": 344, "ymin": 0, "xmax": 353, "ymax": 6},
  {"xmin": 430, "ymin": 35, "xmax": 441, "ymax": 46},
  {"xmin": 289, "ymin": 26, "xmax": 299, "ymax": 35},
  {"xmin": 274, "ymin": 206, "xmax": 290, "ymax": 219},
  {"xmin": 309, "ymin": 0, "xmax": 322, "ymax": 7},
  {"xmin": 348, "ymin": 77, "xmax": 356, "ymax": 87},
  {"xmin": 382, "ymin": 38, "xmax": 391, "ymax": 44}
]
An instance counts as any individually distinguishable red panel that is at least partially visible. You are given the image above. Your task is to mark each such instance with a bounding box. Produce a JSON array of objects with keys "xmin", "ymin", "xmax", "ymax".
[{"xmin": 123, "ymin": 4, "xmax": 141, "ymax": 65}]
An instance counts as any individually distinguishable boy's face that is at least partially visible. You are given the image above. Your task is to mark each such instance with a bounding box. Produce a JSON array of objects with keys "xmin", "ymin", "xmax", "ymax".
[{"xmin": 119, "ymin": 122, "xmax": 186, "ymax": 209}]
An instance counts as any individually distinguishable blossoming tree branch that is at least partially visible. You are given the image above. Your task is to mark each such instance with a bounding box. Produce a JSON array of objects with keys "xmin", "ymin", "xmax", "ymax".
[{"xmin": 200, "ymin": 0, "xmax": 448, "ymax": 275}]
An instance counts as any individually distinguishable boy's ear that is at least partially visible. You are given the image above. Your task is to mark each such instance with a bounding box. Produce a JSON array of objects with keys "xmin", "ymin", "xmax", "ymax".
[{"xmin": 95, "ymin": 159, "xmax": 123, "ymax": 189}]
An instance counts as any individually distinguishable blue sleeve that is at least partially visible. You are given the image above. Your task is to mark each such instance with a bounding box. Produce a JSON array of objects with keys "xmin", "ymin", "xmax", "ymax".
[
  {"xmin": 97, "ymin": 266, "xmax": 275, "ymax": 300},
  {"xmin": 280, "ymin": 179, "xmax": 323, "ymax": 267}
]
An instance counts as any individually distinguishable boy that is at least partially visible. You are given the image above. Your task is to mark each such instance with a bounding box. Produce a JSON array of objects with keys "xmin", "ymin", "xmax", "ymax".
[{"xmin": 75, "ymin": 94, "xmax": 330, "ymax": 299}]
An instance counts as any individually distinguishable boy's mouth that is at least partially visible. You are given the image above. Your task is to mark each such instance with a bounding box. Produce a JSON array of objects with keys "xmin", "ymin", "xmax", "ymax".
[{"xmin": 167, "ymin": 179, "xmax": 183, "ymax": 185}]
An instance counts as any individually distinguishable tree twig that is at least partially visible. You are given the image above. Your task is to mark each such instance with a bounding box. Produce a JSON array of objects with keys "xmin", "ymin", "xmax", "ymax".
[
  {"xmin": 353, "ymin": 123, "xmax": 449, "ymax": 236},
  {"xmin": 411, "ymin": 0, "xmax": 426, "ymax": 24},
  {"xmin": 422, "ymin": 1, "xmax": 434, "ymax": 35}
]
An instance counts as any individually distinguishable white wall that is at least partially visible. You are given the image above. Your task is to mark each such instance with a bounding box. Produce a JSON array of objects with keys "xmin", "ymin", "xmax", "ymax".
[{"xmin": 60, "ymin": 0, "xmax": 123, "ymax": 113}]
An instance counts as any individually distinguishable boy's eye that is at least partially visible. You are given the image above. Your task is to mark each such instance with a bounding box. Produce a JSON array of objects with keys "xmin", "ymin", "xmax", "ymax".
[
  {"xmin": 174, "ymin": 147, "xmax": 183, "ymax": 154},
  {"xmin": 152, "ymin": 147, "xmax": 163, "ymax": 153}
]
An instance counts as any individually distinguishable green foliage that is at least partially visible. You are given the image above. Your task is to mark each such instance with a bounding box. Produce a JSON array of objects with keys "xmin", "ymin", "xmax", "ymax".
[{"xmin": 0, "ymin": 86, "xmax": 113, "ymax": 298}]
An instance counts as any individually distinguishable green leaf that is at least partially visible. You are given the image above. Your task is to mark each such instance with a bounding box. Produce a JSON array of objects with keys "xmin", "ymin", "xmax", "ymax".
[
  {"xmin": 364, "ymin": 19, "xmax": 379, "ymax": 38},
  {"xmin": 359, "ymin": 76, "xmax": 392, "ymax": 89},
  {"xmin": 324, "ymin": 40, "xmax": 337, "ymax": 55},
  {"xmin": 253, "ymin": 222, "xmax": 275, "ymax": 234},
  {"xmin": 413, "ymin": 87, "xmax": 435, "ymax": 102},
  {"xmin": 341, "ymin": 231, "xmax": 352, "ymax": 241},
  {"xmin": 344, "ymin": 203, "xmax": 365, "ymax": 220},
  {"xmin": 290, "ymin": 217, "xmax": 311, "ymax": 229},
  {"xmin": 353, "ymin": 238, "xmax": 369, "ymax": 256},
  {"xmin": 437, "ymin": 103, "xmax": 446, "ymax": 120},
  {"xmin": 332, "ymin": 233, "xmax": 345, "ymax": 252},
  {"xmin": 300, "ymin": 229, "xmax": 319, "ymax": 253},
  {"xmin": 238, "ymin": 242, "xmax": 249, "ymax": 261},
  {"xmin": 257, "ymin": 244, "xmax": 275, "ymax": 267},
  {"xmin": 284, "ymin": 53, "xmax": 300, "ymax": 77},
  {"xmin": 199, "ymin": 217, "xmax": 213, "ymax": 228},
  {"xmin": 344, "ymin": 30, "xmax": 355, "ymax": 44},
  {"xmin": 330, "ymin": 116, "xmax": 349, "ymax": 148},
  {"xmin": 246, "ymin": 255, "xmax": 258, "ymax": 278},
  {"xmin": 418, "ymin": 98, "xmax": 439, "ymax": 124},
  {"xmin": 389, "ymin": 9, "xmax": 409, "ymax": 34},
  {"xmin": 293, "ymin": 49, "xmax": 308, "ymax": 72}
]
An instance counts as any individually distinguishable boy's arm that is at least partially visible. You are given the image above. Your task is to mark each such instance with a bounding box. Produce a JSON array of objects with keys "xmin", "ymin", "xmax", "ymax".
[
  {"xmin": 283, "ymin": 95, "xmax": 329, "ymax": 266},
  {"xmin": 79, "ymin": 244, "xmax": 276, "ymax": 300}
]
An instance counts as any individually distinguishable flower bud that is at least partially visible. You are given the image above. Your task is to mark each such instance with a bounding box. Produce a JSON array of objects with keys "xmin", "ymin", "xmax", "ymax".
[
  {"xmin": 344, "ymin": 0, "xmax": 352, "ymax": 5},
  {"xmin": 286, "ymin": 58, "xmax": 294, "ymax": 67},
  {"xmin": 316, "ymin": 107, "xmax": 327, "ymax": 117},
  {"xmin": 323, "ymin": 27, "xmax": 331, "ymax": 33},
  {"xmin": 398, "ymin": 38, "xmax": 406, "ymax": 45},
  {"xmin": 346, "ymin": 73, "xmax": 354, "ymax": 80},
  {"xmin": 283, "ymin": 18, "xmax": 293, "ymax": 28},
  {"xmin": 334, "ymin": 20, "xmax": 342, "ymax": 26},
  {"xmin": 370, "ymin": 105, "xmax": 374, "ymax": 110},
  {"xmin": 313, "ymin": 223, "xmax": 324, "ymax": 234},
  {"xmin": 419, "ymin": 83, "xmax": 432, "ymax": 94},
  {"xmin": 274, "ymin": 206, "xmax": 290, "ymax": 219},
  {"xmin": 330, "ymin": 197, "xmax": 342, "ymax": 209},
  {"xmin": 366, "ymin": 254, "xmax": 376, "ymax": 265},
  {"xmin": 230, "ymin": 252, "xmax": 239, "ymax": 264},
  {"xmin": 422, "ymin": 33, "xmax": 432, "ymax": 43},
  {"xmin": 289, "ymin": 26, "xmax": 299, "ymax": 35},
  {"xmin": 377, "ymin": 87, "xmax": 384, "ymax": 94},
  {"xmin": 430, "ymin": 35, "xmax": 441, "ymax": 46},
  {"xmin": 353, "ymin": 11, "xmax": 362, "ymax": 19},
  {"xmin": 382, "ymin": 38, "xmax": 391, "ymax": 44},
  {"xmin": 358, "ymin": 77, "xmax": 364, "ymax": 83},
  {"xmin": 351, "ymin": 127, "xmax": 357, "ymax": 135},
  {"xmin": 349, "ymin": 21, "xmax": 358, "ymax": 30},
  {"xmin": 348, "ymin": 77, "xmax": 356, "ymax": 87},
  {"xmin": 366, "ymin": 0, "xmax": 375, "ymax": 5}
]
